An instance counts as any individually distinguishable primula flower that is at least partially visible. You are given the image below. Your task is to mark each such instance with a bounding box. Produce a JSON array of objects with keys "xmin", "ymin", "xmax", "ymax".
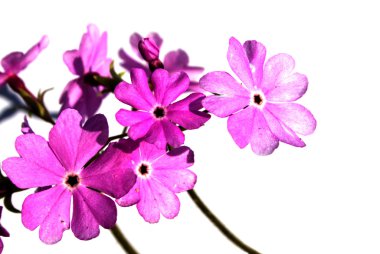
[
  {"xmin": 116, "ymin": 139, "xmax": 196, "ymax": 223},
  {"xmin": 60, "ymin": 24, "xmax": 112, "ymax": 119},
  {"xmin": 119, "ymin": 32, "xmax": 204, "ymax": 91},
  {"xmin": 115, "ymin": 68, "xmax": 210, "ymax": 149},
  {"xmin": 2, "ymin": 109, "xmax": 136, "ymax": 244},
  {"xmin": 0, "ymin": 206, "xmax": 10, "ymax": 254},
  {"xmin": 0, "ymin": 36, "xmax": 48, "ymax": 86},
  {"xmin": 200, "ymin": 37, "xmax": 316, "ymax": 155}
]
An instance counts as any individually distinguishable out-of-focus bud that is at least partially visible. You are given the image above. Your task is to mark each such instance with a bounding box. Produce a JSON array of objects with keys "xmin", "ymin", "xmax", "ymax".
[{"xmin": 138, "ymin": 38, "xmax": 160, "ymax": 62}]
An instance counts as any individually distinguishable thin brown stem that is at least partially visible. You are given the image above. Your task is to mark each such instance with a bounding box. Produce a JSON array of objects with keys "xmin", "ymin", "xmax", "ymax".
[
  {"xmin": 110, "ymin": 224, "xmax": 139, "ymax": 254},
  {"xmin": 187, "ymin": 189, "xmax": 261, "ymax": 254}
]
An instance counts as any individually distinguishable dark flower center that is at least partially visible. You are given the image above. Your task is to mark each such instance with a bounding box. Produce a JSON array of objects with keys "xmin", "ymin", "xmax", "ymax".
[
  {"xmin": 139, "ymin": 164, "xmax": 149, "ymax": 175},
  {"xmin": 65, "ymin": 174, "xmax": 79, "ymax": 188},
  {"xmin": 153, "ymin": 107, "xmax": 165, "ymax": 118},
  {"xmin": 253, "ymin": 94, "xmax": 263, "ymax": 105}
]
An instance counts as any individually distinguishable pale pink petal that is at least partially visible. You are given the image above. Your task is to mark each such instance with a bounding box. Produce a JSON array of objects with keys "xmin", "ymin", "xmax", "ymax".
[
  {"xmin": 22, "ymin": 185, "xmax": 71, "ymax": 244},
  {"xmin": 153, "ymin": 169, "xmax": 196, "ymax": 193},
  {"xmin": 128, "ymin": 117, "xmax": 156, "ymax": 140},
  {"xmin": 261, "ymin": 53, "xmax": 295, "ymax": 93},
  {"xmin": 202, "ymin": 95, "xmax": 249, "ymax": 118},
  {"xmin": 265, "ymin": 103, "xmax": 316, "ymax": 135},
  {"xmin": 81, "ymin": 142, "xmax": 137, "ymax": 198},
  {"xmin": 148, "ymin": 177, "xmax": 180, "ymax": 220},
  {"xmin": 266, "ymin": 73, "xmax": 308, "ymax": 102},
  {"xmin": 2, "ymin": 134, "xmax": 64, "ymax": 188},
  {"xmin": 166, "ymin": 93, "xmax": 210, "ymax": 129},
  {"xmin": 116, "ymin": 181, "xmax": 141, "ymax": 207},
  {"xmin": 243, "ymin": 40, "xmax": 266, "ymax": 85},
  {"xmin": 161, "ymin": 119, "xmax": 185, "ymax": 148},
  {"xmin": 115, "ymin": 80, "xmax": 154, "ymax": 111},
  {"xmin": 72, "ymin": 186, "xmax": 116, "ymax": 240},
  {"xmin": 137, "ymin": 181, "xmax": 160, "ymax": 223},
  {"xmin": 263, "ymin": 108, "xmax": 305, "ymax": 147},
  {"xmin": 163, "ymin": 49, "xmax": 189, "ymax": 71},
  {"xmin": 115, "ymin": 109, "xmax": 152, "ymax": 126},
  {"xmin": 19, "ymin": 35, "xmax": 49, "ymax": 72},
  {"xmin": 129, "ymin": 33, "xmax": 143, "ymax": 56},
  {"xmin": 152, "ymin": 146, "xmax": 194, "ymax": 170},
  {"xmin": 227, "ymin": 107, "xmax": 255, "ymax": 148},
  {"xmin": 199, "ymin": 71, "xmax": 249, "ymax": 97},
  {"xmin": 227, "ymin": 37, "xmax": 254, "ymax": 90},
  {"xmin": 250, "ymin": 109, "xmax": 279, "ymax": 155}
]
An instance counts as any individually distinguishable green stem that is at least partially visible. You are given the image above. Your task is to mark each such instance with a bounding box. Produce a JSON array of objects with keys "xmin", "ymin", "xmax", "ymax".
[
  {"xmin": 187, "ymin": 189, "xmax": 261, "ymax": 254},
  {"xmin": 110, "ymin": 224, "xmax": 139, "ymax": 254}
]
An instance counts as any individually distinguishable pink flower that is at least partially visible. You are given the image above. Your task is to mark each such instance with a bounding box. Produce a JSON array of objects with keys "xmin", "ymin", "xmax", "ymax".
[
  {"xmin": 2, "ymin": 109, "xmax": 136, "ymax": 244},
  {"xmin": 116, "ymin": 139, "xmax": 196, "ymax": 223},
  {"xmin": 115, "ymin": 68, "xmax": 210, "ymax": 149},
  {"xmin": 200, "ymin": 37, "xmax": 316, "ymax": 155},
  {"xmin": 0, "ymin": 207, "xmax": 10, "ymax": 254},
  {"xmin": 60, "ymin": 24, "xmax": 112, "ymax": 119},
  {"xmin": 0, "ymin": 36, "xmax": 48, "ymax": 86},
  {"xmin": 119, "ymin": 32, "xmax": 204, "ymax": 92}
]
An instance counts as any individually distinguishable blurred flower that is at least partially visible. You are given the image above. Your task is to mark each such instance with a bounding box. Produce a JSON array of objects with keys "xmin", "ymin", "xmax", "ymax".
[
  {"xmin": 200, "ymin": 37, "xmax": 316, "ymax": 155},
  {"xmin": 2, "ymin": 109, "xmax": 136, "ymax": 244},
  {"xmin": 60, "ymin": 24, "xmax": 112, "ymax": 119},
  {"xmin": 116, "ymin": 139, "xmax": 196, "ymax": 223},
  {"xmin": 0, "ymin": 36, "xmax": 48, "ymax": 87},
  {"xmin": 21, "ymin": 116, "xmax": 34, "ymax": 134},
  {"xmin": 115, "ymin": 68, "xmax": 210, "ymax": 149},
  {"xmin": 0, "ymin": 206, "xmax": 10, "ymax": 254},
  {"xmin": 119, "ymin": 32, "xmax": 204, "ymax": 92}
]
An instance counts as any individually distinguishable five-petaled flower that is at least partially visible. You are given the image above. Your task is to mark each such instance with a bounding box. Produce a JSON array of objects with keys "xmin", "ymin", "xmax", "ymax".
[
  {"xmin": 200, "ymin": 37, "xmax": 316, "ymax": 155},
  {"xmin": 116, "ymin": 139, "xmax": 196, "ymax": 223},
  {"xmin": 60, "ymin": 24, "xmax": 112, "ymax": 119},
  {"xmin": 0, "ymin": 36, "xmax": 48, "ymax": 87},
  {"xmin": 2, "ymin": 109, "xmax": 136, "ymax": 244},
  {"xmin": 115, "ymin": 68, "xmax": 210, "ymax": 149},
  {"xmin": 0, "ymin": 206, "xmax": 10, "ymax": 254}
]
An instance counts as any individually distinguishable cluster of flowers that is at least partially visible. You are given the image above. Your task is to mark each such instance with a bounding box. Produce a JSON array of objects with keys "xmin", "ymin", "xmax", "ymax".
[{"xmin": 0, "ymin": 24, "xmax": 316, "ymax": 253}]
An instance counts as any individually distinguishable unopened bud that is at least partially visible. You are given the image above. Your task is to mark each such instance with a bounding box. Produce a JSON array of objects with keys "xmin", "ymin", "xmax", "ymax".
[{"xmin": 138, "ymin": 38, "xmax": 160, "ymax": 62}]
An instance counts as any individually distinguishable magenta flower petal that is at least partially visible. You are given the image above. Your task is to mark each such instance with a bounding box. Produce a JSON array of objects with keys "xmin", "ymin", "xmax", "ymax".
[
  {"xmin": 263, "ymin": 108, "xmax": 305, "ymax": 147},
  {"xmin": 136, "ymin": 181, "xmax": 160, "ymax": 223},
  {"xmin": 227, "ymin": 37, "xmax": 255, "ymax": 90},
  {"xmin": 137, "ymin": 139, "xmax": 166, "ymax": 162},
  {"xmin": 72, "ymin": 187, "xmax": 116, "ymax": 240},
  {"xmin": 227, "ymin": 107, "xmax": 255, "ymax": 148},
  {"xmin": 116, "ymin": 182, "xmax": 141, "ymax": 207},
  {"xmin": 202, "ymin": 95, "xmax": 249, "ymax": 118},
  {"xmin": 166, "ymin": 93, "xmax": 210, "ymax": 129},
  {"xmin": 130, "ymin": 68, "xmax": 156, "ymax": 105},
  {"xmin": 49, "ymin": 109, "xmax": 108, "ymax": 171},
  {"xmin": 152, "ymin": 146, "xmax": 194, "ymax": 170},
  {"xmin": 266, "ymin": 103, "xmax": 316, "ymax": 135},
  {"xmin": 266, "ymin": 72, "xmax": 308, "ymax": 102},
  {"xmin": 2, "ymin": 36, "xmax": 48, "ymax": 74},
  {"xmin": 21, "ymin": 116, "xmax": 34, "ymax": 134},
  {"xmin": 152, "ymin": 69, "xmax": 189, "ymax": 106},
  {"xmin": 128, "ymin": 117, "xmax": 156, "ymax": 140},
  {"xmin": 161, "ymin": 119, "xmax": 185, "ymax": 148},
  {"xmin": 115, "ymin": 109, "xmax": 152, "ymax": 126},
  {"xmin": 153, "ymin": 169, "xmax": 196, "ymax": 193},
  {"xmin": 243, "ymin": 40, "xmax": 266, "ymax": 85},
  {"xmin": 144, "ymin": 121, "xmax": 167, "ymax": 149},
  {"xmin": 250, "ymin": 109, "xmax": 279, "ymax": 155},
  {"xmin": 59, "ymin": 79, "xmax": 103, "ymax": 121},
  {"xmin": 145, "ymin": 178, "xmax": 180, "ymax": 220},
  {"xmin": 199, "ymin": 71, "xmax": 249, "ymax": 96},
  {"xmin": 129, "ymin": 33, "xmax": 143, "ymax": 56},
  {"xmin": 81, "ymin": 142, "xmax": 137, "ymax": 199},
  {"xmin": 63, "ymin": 50, "xmax": 83, "ymax": 76},
  {"xmin": 114, "ymin": 80, "xmax": 154, "ymax": 111},
  {"xmin": 22, "ymin": 185, "xmax": 71, "ymax": 244},
  {"xmin": 2, "ymin": 135, "xmax": 64, "ymax": 188}
]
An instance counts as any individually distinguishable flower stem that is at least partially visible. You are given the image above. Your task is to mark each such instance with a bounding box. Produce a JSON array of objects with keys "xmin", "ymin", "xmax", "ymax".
[
  {"xmin": 110, "ymin": 224, "xmax": 139, "ymax": 254},
  {"xmin": 187, "ymin": 189, "xmax": 261, "ymax": 254}
]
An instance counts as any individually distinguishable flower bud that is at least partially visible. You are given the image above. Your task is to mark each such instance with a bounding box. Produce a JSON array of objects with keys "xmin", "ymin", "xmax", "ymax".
[{"xmin": 138, "ymin": 37, "xmax": 160, "ymax": 62}]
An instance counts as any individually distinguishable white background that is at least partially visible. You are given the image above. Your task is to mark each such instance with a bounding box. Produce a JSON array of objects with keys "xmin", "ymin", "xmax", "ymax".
[{"xmin": 0, "ymin": 0, "xmax": 379, "ymax": 253}]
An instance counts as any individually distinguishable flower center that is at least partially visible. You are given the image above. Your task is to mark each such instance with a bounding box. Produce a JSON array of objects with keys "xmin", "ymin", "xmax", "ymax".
[
  {"xmin": 153, "ymin": 106, "xmax": 165, "ymax": 118},
  {"xmin": 65, "ymin": 174, "xmax": 80, "ymax": 188},
  {"xmin": 253, "ymin": 94, "xmax": 263, "ymax": 105},
  {"xmin": 138, "ymin": 164, "xmax": 149, "ymax": 176}
]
